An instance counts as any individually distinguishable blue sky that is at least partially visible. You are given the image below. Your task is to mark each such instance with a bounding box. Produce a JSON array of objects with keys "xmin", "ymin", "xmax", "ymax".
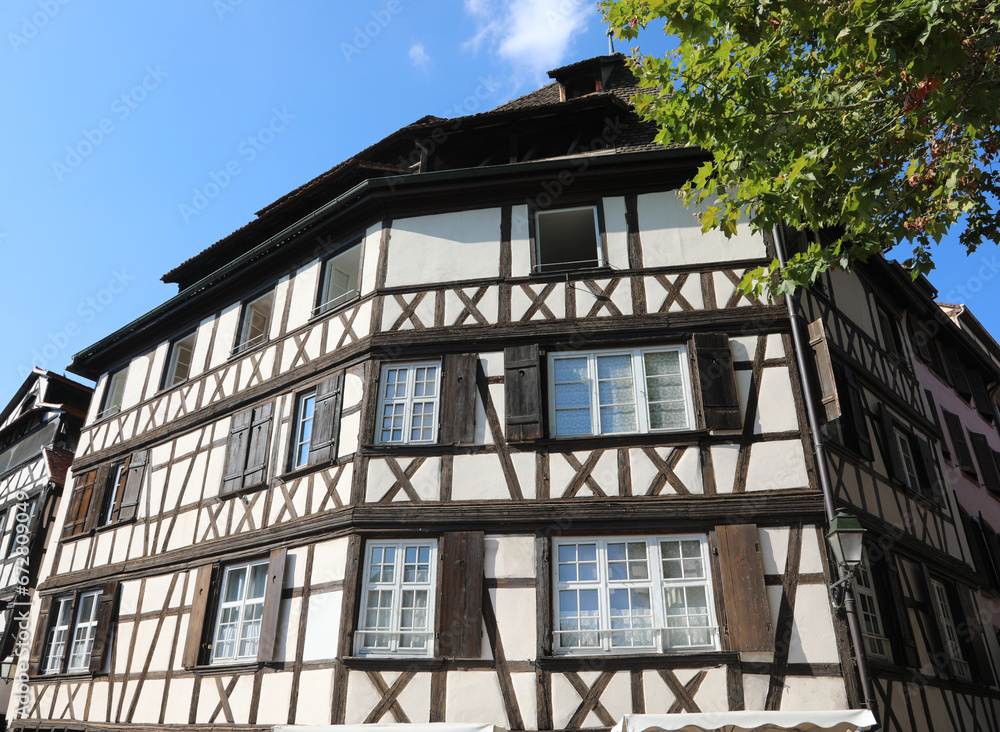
[{"xmin": 0, "ymin": 1, "xmax": 996, "ymax": 403}]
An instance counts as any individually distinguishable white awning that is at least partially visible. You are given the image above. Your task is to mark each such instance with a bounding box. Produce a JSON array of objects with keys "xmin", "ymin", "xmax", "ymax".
[
  {"xmin": 274, "ymin": 725, "xmax": 505, "ymax": 732},
  {"xmin": 611, "ymin": 711, "xmax": 878, "ymax": 732}
]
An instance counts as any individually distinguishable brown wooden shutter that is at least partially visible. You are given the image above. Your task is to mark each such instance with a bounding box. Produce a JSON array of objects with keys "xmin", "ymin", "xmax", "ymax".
[
  {"xmin": 63, "ymin": 469, "xmax": 98, "ymax": 538},
  {"xmin": 504, "ymin": 345, "xmax": 543, "ymax": 441},
  {"xmin": 841, "ymin": 368, "xmax": 872, "ymax": 460},
  {"xmin": 872, "ymin": 553, "xmax": 920, "ymax": 667},
  {"xmin": 908, "ymin": 318, "xmax": 933, "ymax": 364},
  {"xmin": 308, "ymin": 374, "xmax": 344, "ymax": 465},
  {"xmin": 915, "ymin": 436, "xmax": 944, "ymax": 503},
  {"xmin": 243, "ymin": 402, "xmax": 273, "ymax": 488},
  {"xmin": 27, "ymin": 595, "xmax": 54, "ymax": 675},
  {"xmin": 437, "ymin": 531, "xmax": 484, "ymax": 658},
  {"xmin": 88, "ymin": 581, "xmax": 120, "ymax": 673},
  {"xmin": 943, "ymin": 410, "xmax": 977, "ymax": 476},
  {"xmin": 690, "ymin": 334, "xmax": 741, "ymax": 430},
  {"xmin": 222, "ymin": 409, "xmax": 252, "ymax": 495},
  {"xmin": 968, "ymin": 369, "xmax": 995, "ymax": 421},
  {"xmin": 878, "ymin": 404, "xmax": 906, "ymax": 482},
  {"xmin": 807, "ymin": 320, "xmax": 841, "ymax": 420},
  {"xmin": 957, "ymin": 585, "xmax": 995, "ymax": 684},
  {"xmin": 715, "ymin": 524, "xmax": 772, "ymax": 652},
  {"xmin": 117, "ymin": 450, "xmax": 147, "ymax": 522},
  {"xmin": 440, "ymin": 355, "xmax": 478, "ymax": 445},
  {"xmin": 943, "ymin": 346, "xmax": 973, "ymax": 399},
  {"xmin": 920, "ymin": 565, "xmax": 953, "ymax": 670},
  {"xmin": 83, "ymin": 465, "xmax": 110, "ymax": 533},
  {"xmin": 256, "ymin": 548, "xmax": 287, "ymax": 663},
  {"xmin": 182, "ymin": 563, "xmax": 220, "ymax": 667},
  {"xmin": 970, "ymin": 432, "xmax": 1000, "ymax": 494}
]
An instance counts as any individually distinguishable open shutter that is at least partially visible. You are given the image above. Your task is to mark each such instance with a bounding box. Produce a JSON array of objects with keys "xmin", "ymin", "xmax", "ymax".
[
  {"xmin": 915, "ymin": 437, "xmax": 945, "ymax": 504},
  {"xmin": 920, "ymin": 566, "xmax": 955, "ymax": 673},
  {"xmin": 222, "ymin": 409, "xmax": 252, "ymax": 495},
  {"xmin": 243, "ymin": 402, "xmax": 273, "ymax": 488},
  {"xmin": 88, "ymin": 581, "xmax": 120, "ymax": 673},
  {"xmin": 943, "ymin": 346, "xmax": 973, "ymax": 399},
  {"xmin": 308, "ymin": 374, "xmax": 344, "ymax": 465},
  {"xmin": 440, "ymin": 355, "xmax": 478, "ymax": 445},
  {"xmin": 808, "ymin": 320, "xmax": 841, "ymax": 420},
  {"xmin": 970, "ymin": 432, "xmax": 1000, "ymax": 494},
  {"xmin": 256, "ymin": 548, "xmax": 287, "ymax": 663},
  {"xmin": 63, "ymin": 469, "xmax": 98, "ymax": 538},
  {"xmin": 27, "ymin": 595, "xmax": 53, "ymax": 675},
  {"xmin": 873, "ymin": 554, "xmax": 920, "ymax": 667},
  {"xmin": 841, "ymin": 368, "xmax": 872, "ymax": 459},
  {"xmin": 504, "ymin": 346, "xmax": 543, "ymax": 441},
  {"xmin": 957, "ymin": 586, "xmax": 996, "ymax": 684},
  {"xmin": 715, "ymin": 524, "xmax": 772, "ymax": 652},
  {"xmin": 968, "ymin": 369, "xmax": 995, "ymax": 421},
  {"xmin": 437, "ymin": 531, "xmax": 484, "ymax": 658},
  {"xmin": 690, "ymin": 334, "xmax": 741, "ymax": 430},
  {"xmin": 943, "ymin": 410, "xmax": 977, "ymax": 476},
  {"xmin": 958, "ymin": 506, "xmax": 991, "ymax": 583},
  {"xmin": 182, "ymin": 563, "xmax": 220, "ymax": 667},
  {"xmin": 83, "ymin": 465, "xmax": 110, "ymax": 533},
  {"xmin": 878, "ymin": 404, "xmax": 906, "ymax": 482},
  {"xmin": 117, "ymin": 450, "xmax": 147, "ymax": 522}
]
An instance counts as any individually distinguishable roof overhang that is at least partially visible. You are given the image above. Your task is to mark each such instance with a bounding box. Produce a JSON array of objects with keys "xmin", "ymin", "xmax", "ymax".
[{"xmin": 612, "ymin": 711, "xmax": 878, "ymax": 732}]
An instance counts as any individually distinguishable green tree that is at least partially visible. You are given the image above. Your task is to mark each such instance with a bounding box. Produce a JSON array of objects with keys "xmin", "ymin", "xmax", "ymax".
[{"xmin": 602, "ymin": 0, "xmax": 1000, "ymax": 297}]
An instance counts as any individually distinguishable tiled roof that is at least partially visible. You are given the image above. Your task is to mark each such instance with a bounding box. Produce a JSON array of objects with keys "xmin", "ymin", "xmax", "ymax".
[{"xmin": 43, "ymin": 447, "xmax": 74, "ymax": 488}]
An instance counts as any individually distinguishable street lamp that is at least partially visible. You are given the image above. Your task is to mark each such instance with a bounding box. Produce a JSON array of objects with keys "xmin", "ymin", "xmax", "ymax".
[{"xmin": 827, "ymin": 509, "xmax": 866, "ymax": 610}]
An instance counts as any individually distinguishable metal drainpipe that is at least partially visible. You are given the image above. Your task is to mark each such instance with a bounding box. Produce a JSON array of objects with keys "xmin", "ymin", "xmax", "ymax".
[{"xmin": 771, "ymin": 225, "xmax": 881, "ymax": 721}]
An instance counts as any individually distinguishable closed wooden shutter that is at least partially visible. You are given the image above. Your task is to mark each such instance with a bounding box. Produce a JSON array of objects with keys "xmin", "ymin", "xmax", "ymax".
[
  {"xmin": 308, "ymin": 374, "xmax": 344, "ymax": 465},
  {"xmin": 256, "ymin": 548, "xmax": 287, "ymax": 663},
  {"xmin": 440, "ymin": 355, "xmax": 478, "ymax": 445},
  {"xmin": 943, "ymin": 346, "xmax": 973, "ymax": 399},
  {"xmin": 970, "ymin": 432, "xmax": 1000, "ymax": 494},
  {"xmin": 808, "ymin": 320, "xmax": 841, "ymax": 421},
  {"xmin": 222, "ymin": 409, "xmax": 252, "ymax": 495},
  {"xmin": 243, "ymin": 402, "xmax": 273, "ymax": 488},
  {"xmin": 27, "ymin": 595, "xmax": 53, "ymax": 675},
  {"xmin": 117, "ymin": 450, "xmax": 147, "ymax": 522},
  {"xmin": 872, "ymin": 553, "xmax": 920, "ymax": 667},
  {"xmin": 84, "ymin": 465, "xmax": 111, "ymax": 532},
  {"xmin": 715, "ymin": 524, "xmax": 772, "ymax": 652},
  {"xmin": 437, "ymin": 531, "xmax": 484, "ymax": 658},
  {"xmin": 943, "ymin": 410, "xmax": 977, "ymax": 476},
  {"xmin": 182, "ymin": 563, "xmax": 220, "ymax": 667},
  {"xmin": 878, "ymin": 404, "xmax": 905, "ymax": 482},
  {"xmin": 504, "ymin": 346, "xmax": 543, "ymax": 441},
  {"xmin": 88, "ymin": 581, "xmax": 120, "ymax": 673},
  {"xmin": 690, "ymin": 334, "xmax": 741, "ymax": 430},
  {"xmin": 63, "ymin": 469, "xmax": 98, "ymax": 538},
  {"xmin": 957, "ymin": 586, "xmax": 995, "ymax": 684},
  {"xmin": 968, "ymin": 369, "xmax": 995, "ymax": 421}
]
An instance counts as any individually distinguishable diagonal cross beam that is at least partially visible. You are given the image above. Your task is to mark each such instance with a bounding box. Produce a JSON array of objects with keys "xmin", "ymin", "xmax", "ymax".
[{"xmin": 565, "ymin": 671, "xmax": 616, "ymax": 728}]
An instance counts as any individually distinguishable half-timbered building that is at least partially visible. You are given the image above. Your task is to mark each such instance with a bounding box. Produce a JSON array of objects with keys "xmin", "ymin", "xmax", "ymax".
[
  {"xmin": 0, "ymin": 369, "xmax": 91, "ymax": 728},
  {"xmin": 17, "ymin": 52, "xmax": 997, "ymax": 732}
]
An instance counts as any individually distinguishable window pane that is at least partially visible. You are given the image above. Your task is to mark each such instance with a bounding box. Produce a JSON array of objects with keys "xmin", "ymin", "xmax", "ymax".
[
  {"xmin": 536, "ymin": 207, "xmax": 600, "ymax": 272},
  {"xmin": 609, "ymin": 588, "xmax": 653, "ymax": 647},
  {"xmin": 554, "ymin": 357, "xmax": 593, "ymax": 436},
  {"xmin": 294, "ymin": 393, "xmax": 316, "ymax": 467},
  {"xmin": 645, "ymin": 351, "xmax": 688, "ymax": 430},
  {"xmin": 319, "ymin": 244, "xmax": 361, "ymax": 313}
]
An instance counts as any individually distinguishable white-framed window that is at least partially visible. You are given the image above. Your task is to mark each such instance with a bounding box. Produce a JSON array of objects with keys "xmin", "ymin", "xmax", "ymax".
[
  {"xmin": 163, "ymin": 331, "xmax": 197, "ymax": 388},
  {"xmin": 233, "ymin": 290, "xmax": 275, "ymax": 355},
  {"xmin": 931, "ymin": 579, "xmax": 972, "ymax": 679},
  {"xmin": 356, "ymin": 541, "xmax": 437, "ymax": 656},
  {"xmin": 854, "ymin": 555, "xmax": 891, "ymax": 661},
  {"xmin": 212, "ymin": 560, "xmax": 269, "ymax": 663},
  {"xmin": 553, "ymin": 535, "xmax": 718, "ymax": 654},
  {"xmin": 549, "ymin": 346, "xmax": 693, "ymax": 437},
  {"xmin": 535, "ymin": 206, "xmax": 601, "ymax": 273},
  {"xmin": 101, "ymin": 460, "xmax": 128, "ymax": 526},
  {"xmin": 315, "ymin": 242, "xmax": 362, "ymax": 315},
  {"xmin": 66, "ymin": 591, "xmax": 102, "ymax": 671},
  {"xmin": 377, "ymin": 362, "xmax": 441, "ymax": 445},
  {"xmin": 292, "ymin": 390, "xmax": 316, "ymax": 468},
  {"xmin": 43, "ymin": 597, "xmax": 74, "ymax": 674},
  {"xmin": 99, "ymin": 368, "xmax": 128, "ymax": 419},
  {"xmin": 892, "ymin": 428, "xmax": 922, "ymax": 492}
]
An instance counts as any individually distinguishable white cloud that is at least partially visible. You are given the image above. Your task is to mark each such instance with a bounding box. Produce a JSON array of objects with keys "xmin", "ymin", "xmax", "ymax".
[
  {"xmin": 463, "ymin": 0, "xmax": 594, "ymax": 83},
  {"xmin": 409, "ymin": 42, "xmax": 432, "ymax": 72}
]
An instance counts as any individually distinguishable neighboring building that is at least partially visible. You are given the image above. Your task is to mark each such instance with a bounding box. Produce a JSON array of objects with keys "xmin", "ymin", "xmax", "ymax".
[
  {"xmin": 0, "ymin": 369, "xmax": 91, "ymax": 728},
  {"xmin": 10, "ymin": 53, "xmax": 998, "ymax": 732}
]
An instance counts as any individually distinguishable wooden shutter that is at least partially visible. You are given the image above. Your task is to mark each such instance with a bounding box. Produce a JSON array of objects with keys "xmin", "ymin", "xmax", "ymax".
[
  {"xmin": 872, "ymin": 553, "xmax": 920, "ymax": 667},
  {"xmin": 63, "ymin": 469, "xmax": 98, "ymax": 538},
  {"xmin": 84, "ymin": 465, "xmax": 111, "ymax": 532},
  {"xmin": 308, "ymin": 374, "xmax": 344, "ymax": 465},
  {"xmin": 504, "ymin": 346, "xmax": 543, "ymax": 441},
  {"xmin": 970, "ymin": 432, "xmax": 1000, "ymax": 494},
  {"xmin": 222, "ymin": 409, "xmax": 252, "ymax": 495},
  {"xmin": 440, "ymin": 355, "xmax": 478, "ymax": 445},
  {"xmin": 117, "ymin": 450, "xmax": 147, "ymax": 522},
  {"xmin": 943, "ymin": 346, "xmax": 973, "ymax": 399},
  {"xmin": 182, "ymin": 563, "xmax": 220, "ymax": 667},
  {"xmin": 957, "ymin": 586, "xmax": 995, "ymax": 684},
  {"xmin": 968, "ymin": 369, "xmax": 995, "ymax": 421},
  {"xmin": 920, "ymin": 565, "xmax": 954, "ymax": 670},
  {"xmin": 88, "ymin": 581, "xmax": 120, "ymax": 673},
  {"xmin": 715, "ymin": 524, "xmax": 772, "ymax": 652},
  {"xmin": 808, "ymin": 320, "xmax": 841, "ymax": 420},
  {"xmin": 943, "ymin": 410, "xmax": 977, "ymax": 476},
  {"xmin": 690, "ymin": 334, "xmax": 741, "ymax": 430},
  {"xmin": 256, "ymin": 548, "xmax": 287, "ymax": 663},
  {"xmin": 878, "ymin": 404, "xmax": 905, "ymax": 482},
  {"xmin": 243, "ymin": 402, "xmax": 273, "ymax": 488},
  {"xmin": 437, "ymin": 531, "xmax": 484, "ymax": 658},
  {"xmin": 908, "ymin": 318, "xmax": 933, "ymax": 364},
  {"xmin": 27, "ymin": 595, "xmax": 54, "ymax": 675},
  {"xmin": 842, "ymin": 369, "xmax": 873, "ymax": 460},
  {"xmin": 915, "ymin": 437, "xmax": 944, "ymax": 503}
]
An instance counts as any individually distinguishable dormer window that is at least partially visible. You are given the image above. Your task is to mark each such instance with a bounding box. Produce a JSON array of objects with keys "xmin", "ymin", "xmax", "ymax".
[
  {"xmin": 535, "ymin": 206, "xmax": 602, "ymax": 273},
  {"xmin": 233, "ymin": 290, "xmax": 274, "ymax": 356},
  {"xmin": 98, "ymin": 368, "xmax": 128, "ymax": 420},
  {"xmin": 560, "ymin": 75, "xmax": 600, "ymax": 100}
]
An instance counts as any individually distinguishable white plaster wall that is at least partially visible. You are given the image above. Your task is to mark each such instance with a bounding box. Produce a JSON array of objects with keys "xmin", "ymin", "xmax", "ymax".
[
  {"xmin": 288, "ymin": 259, "xmax": 321, "ymax": 331},
  {"xmin": 745, "ymin": 441, "xmax": 810, "ymax": 491},
  {"xmin": 446, "ymin": 671, "xmax": 508, "ymax": 726},
  {"xmin": 385, "ymin": 209, "xmax": 502, "ymax": 287},
  {"xmin": 191, "ymin": 315, "xmax": 215, "ymax": 377},
  {"xmin": 359, "ymin": 223, "xmax": 382, "ymax": 295},
  {"xmin": 752, "ymin": 368, "xmax": 800, "ymax": 433},
  {"xmin": 144, "ymin": 342, "xmax": 169, "ymax": 400},
  {"xmin": 484, "ymin": 535, "xmax": 535, "ymax": 578},
  {"xmin": 780, "ymin": 676, "xmax": 849, "ymax": 712},
  {"xmin": 121, "ymin": 355, "xmax": 147, "ymax": 412},
  {"xmin": 603, "ymin": 196, "xmax": 629, "ymax": 269},
  {"xmin": 209, "ymin": 303, "xmax": 240, "ymax": 369},
  {"xmin": 510, "ymin": 204, "xmax": 531, "ymax": 278},
  {"xmin": 302, "ymin": 590, "xmax": 342, "ymax": 661}
]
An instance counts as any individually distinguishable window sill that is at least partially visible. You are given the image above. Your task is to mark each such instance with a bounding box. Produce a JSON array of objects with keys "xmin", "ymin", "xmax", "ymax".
[
  {"xmin": 229, "ymin": 338, "xmax": 270, "ymax": 361},
  {"xmin": 535, "ymin": 429, "xmax": 706, "ymax": 449},
  {"xmin": 342, "ymin": 656, "xmax": 444, "ymax": 670},
  {"xmin": 30, "ymin": 670, "xmax": 98, "ymax": 682},
  {"xmin": 534, "ymin": 650, "xmax": 738, "ymax": 671},
  {"xmin": 309, "ymin": 294, "xmax": 362, "ymax": 322},
  {"xmin": 217, "ymin": 482, "xmax": 269, "ymax": 501},
  {"xmin": 154, "ymin": 377, "xmax": 191, "ymax": 397},
  {"xmin": 517, "ymin": 265, "xmax": 612, "ymax": 283},
  {"xmin": 189, "ymin": 661, "xmax": 265, "ymax": 676},
  {"xmin": 92, "ymin": 408, "xmax": 123, "ymax": 424},
  {"xmin": 277, "ymin": 461, "xmax": 337, "ymax": 483}
]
